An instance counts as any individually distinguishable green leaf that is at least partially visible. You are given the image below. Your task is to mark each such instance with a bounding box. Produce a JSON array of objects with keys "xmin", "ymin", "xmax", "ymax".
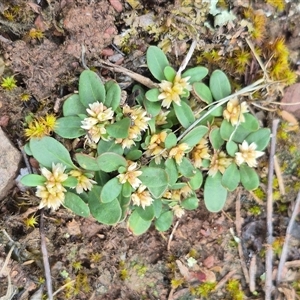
[
  {"xmin": 177, "ymin": 157, "xmax": 195, "ymax": 177},
  {"xmin": 132, "ymin": 84, "xmax": 145, "ymax": 106},
  {"xmin": 62, "ymin": 176, "xmax": 78, "ymax": 188},
  {"xmin": 63, "ymin": 94, "xmax": 87, "ymax": 116},
  {"xmin": 139, "ymin": 167, "xmax": 168, "ymax": 187},
  {"xmin": 155, "ymin": 211, "xmax": 173, "ymax": 232},
  {"xmin": 204, "ymin": 172, "xmax": 228, "ymax": 212},
  {"xmin": 188, "ymin": 169, "xmax": 203, "ymax": 189},
  {"xmin": 193, "ymin": 82, "xmax": 213, "ymax": 104},
  {"xmin": 165, "ymin": 132, "xmax": 177, "ymax": 149},
  {"xmin": 181, "ymin": 126, "xmax": 209, "ymax": 148},
  {"xmin": 54, "ymin": 116, "xmax": 85, "ymax": 139},
  {"xmin": 143, "ymin": 98, "xmax": 161, "ymax": 117},
  {"xmin": 89, "ymin": 186, "xmax": 121, "ymax": 225},
  {"xmin": 209, "ymin": 127, "xmax": 224, "ymax": 150},
  {"xmin": 24, "ymin": 142, "xmax": 32, "ymax": 156},
  {"xmin": 226, "ymin": 140, "xmax": 238, "ymax": 157},
  {"xmin": 209, "ymin": 70, "xmax": 231, "ymax": 100},
  {"xmin": 64, "ymin": 192, "xmax": 90, "ymax": 217},
  {"xmin": 220, "ymin": 119, "xmax": 234, "ymax": 141},
  {"xmin": 128, "ymin": 210, "xmax": 152, "ymax": 235},
  {"xmin": 75, "ymin": 153, "xmax": 100, "ymax": 171},
  {"xmin": 153, "ymin": 199, "xmax": 162, "ymax": 218},
  {"xmin": 145, "ymin": 88, "xmax": 160, "ymax": 102},
  {"xmin": 136, "ymin": 205, "xmax": 155, "ymax": 221},
  {"xmin": 209, "ymin": 105, "xmax": 224, "ymax": 117},
  {"xmin": 29, "ymin": 137, "xmax": 76, "ymax": 169},
  {"xmin": 182, "ymin": 66, "xmax": 208, "ymax": 84},
  {"xmin": 97, "ymin": 152, "xmax": 127, "ymax": 172},
  {"xmin": 146, "ymin": 46, "xmax": 169, "ymax": 81},
  {"xmin": 97, "ymin": 139, "xmax": 123, "ymax": 156},
  {"xmin": 122, "ymin": 181, "xmax": 132, "ymax": 197},
  {"xmin": 221, "ymin": 163, "xmax": 240, "ymax": 191},
  {"xmin": 101, "ymin": 177, "xmax": 122, "ymax": 203},
  {"xmin": 173, "ymin": 101, "xmax": 195, "ymax": 128},
  {"xmin": 164, "ymin": 158, "xmax": 178, "ymax": 186},
  {"xmin": 246, "ymin": 128, "xmax": 271, "ymax": 151},
  {"xmin": 125, "ymin": 149, "xmax": 143, "ymax": 161},
  {"xmin": 241, "ymin": 113, "xmax": 259, "ymax": 132},
  {"xmin": 104, "ymin": 80, "xmax": 121, "ymax": 111},
  {"xmin": 94, "ymin": 170, "xmax": 110, "ymax": 186},
  {"xmin": 106, "ymin": 118, "xmax": 130, "ymax": 138},
  {"xmin": 164, "ymin": 66, "xmax": 176, "ymax": 82},
  {"xmin": 79, "ymin": 70, "xmax": 105, "ymax": 107},
  {"xmin": 239, "ymin": 164, "xmax": 260, "ymax": 190},
  {"xmin": 20, "ymin": 174, "xmax": 46, "ymax": 186},
  {"xmin": 119, "ymin": 194, "xmax": 131, "ymax": 221},
  {"xmin": 148, "ymin": 185, "xmax": 168, "ymax": 199},
  {"xmin": 181, "ymin": 196, "xmax": 199, "ymax": 210}
]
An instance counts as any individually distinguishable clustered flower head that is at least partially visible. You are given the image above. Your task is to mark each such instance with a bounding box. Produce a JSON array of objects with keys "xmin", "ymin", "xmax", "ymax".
[
  {"xmin": 169, "ymin": 143, "xmax": 190, "ymax": 164},
  {"xmin": 208, "ymin": 151, "xmax": 232, "ymax": 177},
  {"xmin": 145, "ymin": 131, "xmax": 168, "ymax": 164},
  {"xmin": 158, "ymin": 74, "xmax": 192, "ymax": 109},
  {"xmin": 191, "ymin": 138, "xmax": 211, "ymax": 168},
  {"xmin": 131, "ymin": 184, "xmax": 154, "ymax": 209},
  {"xmin": 36, "ymin": 163, "xmax": 68, "ymax": 210},
  {"xmin": 117, "ymin": 161, "xmax": 142, "ymax": 189},
  {"xmin": 235, "ymin": 141, "xmax": 264, "ymax": 167},
  {"xmin": 81, "ymin": 101, "xmax": 114, "ymax": 143},
  {"xmin": 116, "ymin": 105, "xmax": 150, "ymax": 149},
  {"xmin": 223, "ymin": 98, "xmax": 248, "ymax": 126},
  {"xmin": 69, "ymin": 169, "xmax": 96, "ymax": 194}
]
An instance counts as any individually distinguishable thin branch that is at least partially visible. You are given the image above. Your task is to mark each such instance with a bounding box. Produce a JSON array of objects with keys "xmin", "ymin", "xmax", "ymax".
[
  {"xmin": 274, "ymin": 155, "xmax": 285, "ymax": 195},
  {"xmin": 276, "ymin": 191, "xmax": 300, "ymax": 284},
  {"xmin": 265, "ymin": 119, "xmax": 280, "ymax": 300},
  {"xmin": 167, "ymin": 220, "xmax": 179, "ymax": 251},
  {"xmin": 40, "ymin": 208, "xmax": 53, "ymax": 300},
  {"xmin": 213, "ymin": 269, "xmax": 236, "ymax": 291},
  {"xmin": 235, "ymin": 190, "xmax": 250, "ymax": 284},
  {"xmin": 177, "ymin": 39, "xmax": 197, "ymax": 75}
]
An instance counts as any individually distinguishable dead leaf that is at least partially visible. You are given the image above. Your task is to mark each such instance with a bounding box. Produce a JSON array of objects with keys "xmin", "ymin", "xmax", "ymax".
[
  {"xmin": 203, "ymin": 255, "xmax": 215, "ymax": 269},
  {"xmin": 278, "ymin": 284, "xmax": 296, "ymax": 300},
  {"xmin": 281, "ymin": 83, "xmax": 300, "ymax": 119},
  {"xmin": 277, "ymin": 110, "xmax": 299, "ymax": 131},
  {"xmin": 66, "ymin": 219, "xmax": 81, "ymax": 236}
]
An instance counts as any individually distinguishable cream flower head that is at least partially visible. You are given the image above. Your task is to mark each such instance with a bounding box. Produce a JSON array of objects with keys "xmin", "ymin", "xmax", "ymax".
[
  {"xmin": 158, "ymin": 74, "xmax": 191, "ymax": 109},
  {"xmin": 131, "ymin": 184, "xmax": 154, "ymax": 209},
  {"xmin": 69, "ymin": 169, "xmax": 96, "ymax": 194},
  {"xmin": 86, "ymin": 101, "xmax": 114, "ymax": 122},
  {"xmin": 172, "ymin": 205, "xmax": 185, "ymax": 218},
  {"xmin": 208, "ymin": 151, "xmax": 232, "ymax": 177},
  {"xmin": 235, "ymin": 141, "xmax": 264, "ymax": 167},
  {"xmin": 223, "ymin": 98, "xmax": 248, "ymax": 126},
  {"xmin": 117, "ymin": 161, "xmax": 142, "ymax": 189},
  {"xmin": 169, "ymin": 143, "xmax": 190, "ymax": 164},
  {"xmin": 36, "ymin": 163, "xmax": 68, "ymax": 211}
]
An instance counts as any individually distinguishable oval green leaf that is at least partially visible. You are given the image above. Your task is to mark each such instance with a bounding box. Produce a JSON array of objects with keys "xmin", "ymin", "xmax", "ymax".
[
  {"xmin": 136, "ymin": 205, "xmax": 155, "ymax": 221},
  {"xmin": 29, "ymin": 137, "xmax": 76, "ymax": 169},
  {"xmin": 188, "ymin": 169, "xmax": 203, "ymax": 189},
  {"xmin": 245, "ymin": 128, "xmax": 271, "ymax": 151},
  {"xmin": 106, "ymin": 118, "xmax": 130, "ymax": 139},
  {"xmin": 182, "ymin": 66, "xmax": 208, "ymax": 84},
  {"xmin": 164, "ymin": 158, "xmax": 178, "ymax": 186},
  {"xmin": 97, "ymin": 152, "xmax": 127, "ymax": 172},
  {"xmin": 63, "ymin": 94, "xmax": 87, "ymax": 116},
  {"xmin": 101, "ymin": 177, "xmax": 122, "ymax": 203},
  {"xmin": 97, "ymin": 139, "xmax": 123, "ymax": 156},
  {"xmin": 193, "ymin": 82, "xmax": 213, "ymax": 104},
  {"xmin": 173, "ymin": 101, "xmax": 195, "ymax": 128},
  {"xmin": 54, "ymin": 116, "xmax": 85, "ymax": 139},
  {"xmin": 209, "ymin": 70, "xmax": 231, "ymax": 100},
  {"xmin": 155, "ymin": 211, "xmax": 173, "ymax": 232},
  {"xmin": 75, "ymin": 153, "xmax": 100, "ymax": 171},
  {"xmin": 145, "ymin": 88, "xmax": 160, "ymax": 102},
  {"xmin": 181, "ymin": 196, "xmax": 199, "ymax": 210},
  {"xmin": 177, "ymin": 157, "xmax": 195, "ymax": 177},
  {"xmin": 104, "ymin": 80, "xmax": 121, "ymax": 111},
  {"xmin": 181, "ymin": 125, "xmax": 208, "ymax": 148},
  {"xmin": 143, "ymin": 98, "xmax": 161, "ymax": 117},
  {"xmin": 165, "ymin": 132, "xmax": 177, "ymax": 149},
  {"xmin": 226, "ymin": 140, "xmax": 238, "ymax": 157},
  {"xmin": 204, "ymin": 172, "xmax": 228, "ymax": 212},
  {"xmin": 20, "ymin": 174, "xmax": 46, "ymax": 187},
  {"xmin": 79, "ymin": 70, "xmax": 105, "ymax": 107},
  {"xmin": 221, "ymin": 163, "xmax": 240, "ymax": 191},
  {"xmin": 128, "ymin": 210, "xmax": 152, "ymax": 235},
  {"xmin": 146, "ymin": 46, "xmax": 169, "ymax": 81},
  {"xmin": 164, "ymin": 66, "xmax": 176, "ymax": 82},
  {"xmin": 139, "ymin": 167, "xmax": 168, "ymax": 187},
  {"xmin": 209, "ymin": 127, "xmax": 224, "ymax": 150},
  {"xmin": 241, "ymin": 113, "xmax": 259, "ymax": 132},
  {"xmin": 64, "ymin": 192, "xmax": 90, "ymax": 217},
  {"xmin": 239, "ymin": 164, "xmax": 260, "ymax": 191}
]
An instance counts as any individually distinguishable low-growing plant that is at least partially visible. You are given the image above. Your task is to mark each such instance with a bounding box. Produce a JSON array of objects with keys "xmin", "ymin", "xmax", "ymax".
[{"xmin": 21, "ymin": 46, "xmax": 270, "ymax": 235}]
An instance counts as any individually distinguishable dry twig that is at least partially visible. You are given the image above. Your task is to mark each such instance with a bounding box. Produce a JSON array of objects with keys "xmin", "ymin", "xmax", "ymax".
[
  {"xmin": 235, "ymin": 189, "xmax": 250, "ymax": 284},
  {"xmin": 276, "ymin": 191, "xmax": 300, "ymax": 284},
  {"xmin": 167, "ymin": 220, "xmax": 179, "ymax": 251},
  {"xmin": 274, "ymin": 155, "xmax": 285, "ymax": 195},
  {"xmin": 213, "ymin": 269, "xmax": 236, "ymax": 291},
  {"xmin": 265, "ymin": 119, "xmax": 280, "ymax": 300},
  {"xmin": 40, "ymin": 208, "xmax": 53, "ymax": 300}
]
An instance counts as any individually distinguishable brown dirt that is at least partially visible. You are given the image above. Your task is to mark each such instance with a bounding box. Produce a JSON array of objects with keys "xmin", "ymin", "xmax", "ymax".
[{"xmin": 1, "ymin": 1, "xmax": 300, "ymax": 299}]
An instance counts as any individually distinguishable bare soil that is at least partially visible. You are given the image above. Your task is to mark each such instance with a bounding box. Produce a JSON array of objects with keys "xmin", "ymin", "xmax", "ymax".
[{"xmin": 1, "ymin": 1, "xmax": 300, "ymax": 299}]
